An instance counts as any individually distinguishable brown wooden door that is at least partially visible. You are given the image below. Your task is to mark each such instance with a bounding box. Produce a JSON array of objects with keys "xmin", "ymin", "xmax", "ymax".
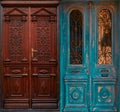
[
  {"xmin": 30, "ymin": 7, "xmax": 58, "ymax": 109},
  {"xmin": 2, "ymin": 7, "xmax": 58, "ymax": 109}
]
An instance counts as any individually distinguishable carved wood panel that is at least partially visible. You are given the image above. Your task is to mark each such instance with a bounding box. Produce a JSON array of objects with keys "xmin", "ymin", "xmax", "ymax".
[
  {"xmin": 3, "ymin": 65, "xmax": 29, "ymax": 108},
  {"xmin": 31, "ymin": 8, "xmax": 57, "ymax": 63},
  {"xmin": 32, "ymin": 66, "xmax": 57, "ymax": 97},
  {"xmin": 31, "ymin": 7, "xmax": 58, "ymax": 109},
  {"xmin": 3, "ymin": 7, "xmax": 29, "ymax": 109},
  {"xmin": 2, "ymin": 7, "xmax": 58, "ymax": 109},
  {"xmin": 3, "ymin": 8, "xmax": 28, "ymax": 62}
]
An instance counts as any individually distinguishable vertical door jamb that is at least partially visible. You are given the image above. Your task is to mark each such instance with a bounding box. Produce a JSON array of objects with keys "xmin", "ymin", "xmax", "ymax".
[
  {"xmin": 118, "ymin": 1, "xmax": 120, "ymax": 111},
  {"xmin": 28, "ymin": 6, "xmax": 31, "ymax": 108},
  {"xmin": 0, "ymin": 2, "xmax": 3, "ymax": 109}
]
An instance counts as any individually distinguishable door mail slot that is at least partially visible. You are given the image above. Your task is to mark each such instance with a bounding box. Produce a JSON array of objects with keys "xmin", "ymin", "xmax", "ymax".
[
  {"xmin": 71, "ymin": 70, "xmax": 80, "ymax": 73},
  {"xmin": 101, "ymin": 70, "xmax": 109, "ymax": 77},
  {"xmin": 101, "ymin": 74, "xmax": 109, "ymax": 77}
]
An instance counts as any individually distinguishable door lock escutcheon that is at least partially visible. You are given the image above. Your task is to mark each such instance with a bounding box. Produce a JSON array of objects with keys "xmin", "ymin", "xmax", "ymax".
[{"xmin": 85, "ymin": 69, "xmax": 89, "ymax": 74}]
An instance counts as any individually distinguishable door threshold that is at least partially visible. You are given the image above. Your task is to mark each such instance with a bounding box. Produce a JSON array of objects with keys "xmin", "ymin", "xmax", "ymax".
[{"xmin": 0, "ymin": 109, "xmax": 60, "ymax": 112}]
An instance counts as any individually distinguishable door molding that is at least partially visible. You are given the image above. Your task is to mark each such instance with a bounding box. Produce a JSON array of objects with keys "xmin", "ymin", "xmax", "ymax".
[
  {"xmin": 118, "ymin": 1, "xmax": 120, "ymax": 111},
  {"xmin": 0, "ymin": 0, "xmax": 60, "ymax": 110},
  {"xmin": 0, "ymin": 3, "xmax": 3, "ymax": 108}
]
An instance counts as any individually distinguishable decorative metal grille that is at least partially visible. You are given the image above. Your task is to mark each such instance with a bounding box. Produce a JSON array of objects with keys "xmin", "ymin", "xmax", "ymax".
[
  {"xmin": 98, "ymin": 9, "xmax": 112, "ymax": 64},
  {"xmin": 70, "ymin": 10, "xmax": 83, "ymax": 64}
]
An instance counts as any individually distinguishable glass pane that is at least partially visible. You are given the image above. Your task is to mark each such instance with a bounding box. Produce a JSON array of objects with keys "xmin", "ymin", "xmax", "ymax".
[
  {"xmin": 98, "ymin": 9, "xmax": 112, "ymax": 64},
  {"xmin": 70, "ymin": 10, "xmax": 83, "ymax": 64}
]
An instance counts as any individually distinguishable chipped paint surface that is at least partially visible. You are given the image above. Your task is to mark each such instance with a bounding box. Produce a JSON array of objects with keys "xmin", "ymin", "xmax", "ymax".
[{"xmin": 60, "ymin": 0, "xmax": 119, "ymax": 112}]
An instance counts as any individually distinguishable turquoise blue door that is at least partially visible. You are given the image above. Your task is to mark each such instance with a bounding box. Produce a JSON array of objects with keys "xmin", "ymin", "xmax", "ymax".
[{"xmin": 60, "ymin": 1, "xmax": 119, "ymax": 112}]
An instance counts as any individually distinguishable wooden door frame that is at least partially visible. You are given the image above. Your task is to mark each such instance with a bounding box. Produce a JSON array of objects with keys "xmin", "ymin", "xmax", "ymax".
[
  {"xmin": 0, "ymin": 1, "xmax": 60, "ymax": 110},
  {"xmin": 0, "ymin": 3, "xmax": 3, "ymax": 108}
]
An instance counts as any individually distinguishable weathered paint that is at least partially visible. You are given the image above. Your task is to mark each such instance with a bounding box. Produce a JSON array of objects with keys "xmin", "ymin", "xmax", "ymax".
[
  {"xmin": 60, "ymin": 0, "xmax": 119, "ymax": 112},
  {"xmin": 118, "ymin": 1, "xmax": 120, "ymax": 111}
]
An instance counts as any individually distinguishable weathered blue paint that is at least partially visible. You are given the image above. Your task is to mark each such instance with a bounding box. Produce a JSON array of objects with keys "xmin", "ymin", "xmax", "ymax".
[
  {"xmin": 118, "ymin": 1, "xmax": 120, "ymax": 111},
  {"xmin": 60, "ymin": 0, "xmax": 119, "ymax": 112},
  {"xmin": 91, "ymin": 2, "xmax": 118, "ymax": 112}
]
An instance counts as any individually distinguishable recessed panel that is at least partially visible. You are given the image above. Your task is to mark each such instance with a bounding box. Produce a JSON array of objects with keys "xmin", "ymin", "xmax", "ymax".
[
  {"xmin": 93, "ymin": 81, "xmax": 116, "ymax": 109},
  {"xmin": 98, "ymin": 9, "xmax": 112, "ymax": 64},
  {"xmin": 70, "ymin": 10, "xmax": 83, "ymax": 64}
]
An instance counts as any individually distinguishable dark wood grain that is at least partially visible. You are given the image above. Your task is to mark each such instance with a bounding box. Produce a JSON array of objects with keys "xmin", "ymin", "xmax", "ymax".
[{"xmin": 2, "ymin": 5, "xmax": 59, "ymax": 109}]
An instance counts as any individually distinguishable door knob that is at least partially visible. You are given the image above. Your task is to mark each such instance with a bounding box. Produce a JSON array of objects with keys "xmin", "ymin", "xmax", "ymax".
[
  {"xmin": 85, "ymin": 69, "xmax": 89, "ymax": 74},
  {"xmin": 31, "ymin": 48, "xmax": 38, "ymax": 58}
]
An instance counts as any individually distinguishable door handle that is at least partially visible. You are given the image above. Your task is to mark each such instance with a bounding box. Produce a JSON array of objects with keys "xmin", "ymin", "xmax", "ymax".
[
  {"xmin": 85, "ymin": 69, "xmax": 89, "ymax": 74},
  {"xmin": 31, "ymin": 48, "xmax": 38, "ymax": 58}
]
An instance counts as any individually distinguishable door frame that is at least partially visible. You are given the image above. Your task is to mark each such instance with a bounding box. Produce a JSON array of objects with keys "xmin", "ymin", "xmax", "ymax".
[
  {"xmin": 60, "ymin": 0, "xmax": 120, "ymax": 112},
  {"xmin": 118, "ymin": 1, "xmax": 120, "ymax": 111},
  {"xmin": 0, "ymin": 0, "xmax": 60, "ymax": 110},
  {"xmin": 0, "ymin": 3, "xmax": 3, "ymax": 108},
  {"xmin": 0, "ymin": 0, "xmax": 120, "ymax": 111}
]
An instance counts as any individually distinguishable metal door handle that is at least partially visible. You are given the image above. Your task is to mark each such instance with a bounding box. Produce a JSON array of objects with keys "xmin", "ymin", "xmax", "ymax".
[
  {"xmin": 32, "ymin": 48, "xmax": 38, "ymax": 58},
  {"xmin": 85, "ymin": 69, "xmax": 89, "ymax": 74}
]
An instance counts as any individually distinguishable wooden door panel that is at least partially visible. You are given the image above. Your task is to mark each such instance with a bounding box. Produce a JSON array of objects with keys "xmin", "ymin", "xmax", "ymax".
[
  {"xmin": 32, "ymin": 66, "xmax": 57, "ymax": 97},
  {"xmin": 32, "ymin": 76, "xmax": 51, "ymax": 97},
  {"xmin": 31, "ymin": 8, "xmax": 57, "ymax": 63},
  {"xmin": 31, "ymin": 66, "xmax": 58, "ymax": 108},
  {"xmin": 31, "ymin": 7, "xmax": 58, "ymax": 109},
  {"xmin": 3, "ymin": 8, "xmax": 29, "ymax": 63},
  {"xmin": 3, "ymin": 65, "xmax": 29, "ymax": 108},
  {"xmin": 4, "ymin": 76, "xmax": 27, "ymax": 96},
  {"xmin": 4, "ymin": 75, "xmax": 28, "ymax": 96},
  {"xmin": 3, "ymin": 7, "xmax": 29, "ymax": 108},
  {"xmin": 2, "ymin": 6, "xmax": 58, "ymax": 109},
  {"xmin": 4, "ymin": 65, "xmax": 28, "ymax": 76}
]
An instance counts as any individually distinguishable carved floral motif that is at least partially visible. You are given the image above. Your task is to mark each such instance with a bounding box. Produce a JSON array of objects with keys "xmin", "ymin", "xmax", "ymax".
[
  {"xmin": 98, "ymin": 86, "xmax": 112, "ymax": 103},
  {"xmin": 98, "ymin": 9, "xmax": 112, "ymax": 64},
  {"xmin": 69, "ymin": 86, "xmax": 84, "ymax": 104}
]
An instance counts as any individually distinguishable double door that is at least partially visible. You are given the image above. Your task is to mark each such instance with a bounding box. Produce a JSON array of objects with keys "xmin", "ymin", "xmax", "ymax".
[
  {"xmin": 2, "ymin": 7, "xmax": 58, "ymax": 109},
  {"xmin": 60, "ymin": 1, "xmax": 119, "ymax": 112}
]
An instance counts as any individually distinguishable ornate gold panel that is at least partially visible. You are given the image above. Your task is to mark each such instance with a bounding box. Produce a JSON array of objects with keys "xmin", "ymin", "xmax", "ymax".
[{"xmin": 98, "ymin": 9, "xmax": 112, "ymax": 64}]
